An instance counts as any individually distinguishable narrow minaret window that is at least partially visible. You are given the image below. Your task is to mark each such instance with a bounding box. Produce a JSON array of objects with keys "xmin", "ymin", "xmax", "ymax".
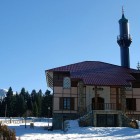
[{"xmin": 117, "ymin": 8, "xmax": 132, "ymax": 68}]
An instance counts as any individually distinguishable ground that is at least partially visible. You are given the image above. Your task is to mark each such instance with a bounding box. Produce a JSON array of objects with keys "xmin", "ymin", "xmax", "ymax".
[{"xmin": 2, "ymin": 118, "xmax": 140, "ymax": 140}]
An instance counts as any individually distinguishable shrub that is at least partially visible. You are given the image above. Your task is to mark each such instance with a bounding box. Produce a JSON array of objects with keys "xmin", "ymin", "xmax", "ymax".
[
  {"xmin": 129, "ymin": 120, "xmax": 139, "ymax": 129},
  {"xmin": 30, "ymin": 122, "xmax": 34, "ymax": 129},
  {"xmin": 0, "ymin": 122, "xmax": 16, "ymax": 140}
]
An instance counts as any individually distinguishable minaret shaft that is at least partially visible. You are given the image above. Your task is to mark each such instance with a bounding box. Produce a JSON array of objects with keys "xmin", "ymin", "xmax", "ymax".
[
  {"xmin": 117, "ymin": 11, "xmax": 132, "ymax": 68},
  {"xmin": 120, "ymin": 47, "xmax": 130, "ymax": 68}
]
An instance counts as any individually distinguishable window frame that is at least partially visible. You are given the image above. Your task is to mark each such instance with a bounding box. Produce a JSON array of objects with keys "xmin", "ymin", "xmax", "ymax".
[{"xmin": 59, "ymin": 97, "xmax": 74, "ymax": 110}]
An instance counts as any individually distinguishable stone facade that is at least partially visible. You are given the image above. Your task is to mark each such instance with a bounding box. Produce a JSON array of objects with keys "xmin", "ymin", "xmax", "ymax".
[
  {"xmin": 53, "ymin": 113, "xmax": 78, "ymax": 130},
  {"xmin": 46, "ymin": 61, "xmax": 140, "ymax": 129}
]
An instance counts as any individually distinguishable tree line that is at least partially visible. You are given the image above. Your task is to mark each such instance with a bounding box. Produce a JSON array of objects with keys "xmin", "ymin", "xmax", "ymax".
[{"xmin": 0, "ymin": 87, "xmax": 53, "ymax": 118}]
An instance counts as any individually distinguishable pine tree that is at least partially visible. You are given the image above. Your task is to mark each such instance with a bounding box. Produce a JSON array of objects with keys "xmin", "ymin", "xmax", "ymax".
[
  {"xmin": 36, "ymin": 89, "xmax": 42, "ymax": 117},
  {"xmin": 0, "ymin": 87, "xmax": 52, "ymax": 117},
  {"xmin": 11, "ymin": 94, "xmax": 17, "ymax": 116},
  {"xmin": 33, "ymin": 101, "xmax": 38, "ymax": 117},
  {"xmin": 16, "ymin": 94, "xmax": 26, "ymax": 117},
  {"xmin": 5, "ymin": 87, "xmax": 14, "ymax": 117},
  {"xmin": 31, "ymin": 89, "xmax": 37, "ymax": 102},
  {"xmin": 0, "ymin": 100, "xmax": 2, "ymax": 116},
  {"xmin": 41, "ymin": 90, "xmax": 52, "ymax": 117},
  {"xmin": 1, "ymin": 100, "xmax": 6, "ymax": 117}
]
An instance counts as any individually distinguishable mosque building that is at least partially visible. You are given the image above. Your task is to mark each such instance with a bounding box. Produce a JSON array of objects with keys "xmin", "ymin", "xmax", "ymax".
[{"xmin": 45, "ymin": 10, "xmax": 140, "ymax": 129}]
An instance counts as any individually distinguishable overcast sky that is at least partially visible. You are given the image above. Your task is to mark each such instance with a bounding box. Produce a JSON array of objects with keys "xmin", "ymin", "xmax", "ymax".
[{"xmin": 0, "ymin": 0, "xmax": 140, "ymax": 93}]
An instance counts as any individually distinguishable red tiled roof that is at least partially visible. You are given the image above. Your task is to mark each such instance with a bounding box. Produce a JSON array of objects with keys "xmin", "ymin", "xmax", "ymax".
[{"xmin": 47, "ymin": 61, "xmax": 137, "ymax": 86}]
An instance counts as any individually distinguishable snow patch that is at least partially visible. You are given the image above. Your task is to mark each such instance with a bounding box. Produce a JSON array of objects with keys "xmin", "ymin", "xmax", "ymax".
[{"xmin": 2, "ymin": 119, "xmax": 140, "ymax": 140}]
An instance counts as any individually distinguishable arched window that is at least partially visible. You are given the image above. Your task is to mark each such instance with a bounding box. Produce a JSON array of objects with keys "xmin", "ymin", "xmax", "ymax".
[{"xmin": 63, "ymin": 77, "xmax": 71, "ymax": 89}]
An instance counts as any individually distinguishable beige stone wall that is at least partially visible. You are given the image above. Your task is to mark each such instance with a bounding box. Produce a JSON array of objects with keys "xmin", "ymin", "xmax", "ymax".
[
  {"xmin": 54, "ymin": 87, "xmax": 77, "ymax": 94},
  {"xmin": 136, "ymin": 99, "xmax": 140, "ymax": 111},
  {"xmin": 132, "ymin": 88, "xmax": 140, "ymax": 98},
  {"xmin": 53, "ymin": 97, "xmax": 59, "ymax": 110},
  {"xmin": 125, "ymin": 90, "xmax": 133, "ymax": 98},
  {"xmin": 86, "ymin": 86, "xmax": 110, "ymax": 108},
  {"xmin": 100, "ymin": 87, "xmax": 110, "ymax": 103},
  {"xmin": 125, "ymin": 88, "xmax": 140, "ymax": 113},
  {"xmin": 110, "ymin": 88, "xmax": 117, "ymax": 104},
  {"xmin": 53, "ymin": 110, "xmax": 77, "ymax": 113},
  {"xmin": 53, "ymin": 86, "xmax": 78, "ymax": 113},
  {"xmin": 53, "ymin": 86, "xmax": 140, "ymax": 114},
  {"xmin": 54, "ymin": 87, "xmax": 62, "ymax": 93},
  {"xmin": 77, "ymin": 81, "xmax": 86, "ymax": 112},
  {"xmin": 86, "ymin": 86, "xmax": 94, "ymax": 108}
]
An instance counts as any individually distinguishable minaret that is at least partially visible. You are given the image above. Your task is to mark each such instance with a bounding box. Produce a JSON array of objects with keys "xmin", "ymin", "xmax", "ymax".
[{"xmin": 117, "ymin": 8, "xmax": 132, "ymax": 68}]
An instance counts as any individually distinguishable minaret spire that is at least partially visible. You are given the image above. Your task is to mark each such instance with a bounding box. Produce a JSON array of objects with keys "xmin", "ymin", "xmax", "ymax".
[
  {"xmin": 122, "ymin": 6, "xmax": 125, "ymax": 19},
  {"xmin": 122, "ymin": 6, "xmax": 124, "ymax": 15},
  {"xmin": 117, "ymin": 8, "xmax": 132, "ymax": 68}
]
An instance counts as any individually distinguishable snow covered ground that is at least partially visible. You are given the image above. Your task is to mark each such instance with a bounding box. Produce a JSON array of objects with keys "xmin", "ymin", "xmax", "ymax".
[{"xmin": 3, "ymin": 119, "xmax": 140, "ymax": 140}]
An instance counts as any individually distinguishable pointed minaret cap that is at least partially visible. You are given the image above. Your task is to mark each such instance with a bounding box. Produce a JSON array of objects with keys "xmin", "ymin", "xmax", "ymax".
[
  {"xmin": 119, "ymin": 6, "xmax": 128, "ymax": 23},
  {"xmin": 122, "ymin": 6, "xmax": 125, "ymax": 18}
]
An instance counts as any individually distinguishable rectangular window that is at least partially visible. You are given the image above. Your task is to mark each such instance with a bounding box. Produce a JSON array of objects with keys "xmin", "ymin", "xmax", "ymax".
[
  {"xmin": 126, "ymin": 98, "xmax": 136, "ymax": 111},
  {"xmin": 63, "ymin": 98, "xmax": 70, "ymax": 109},
  {"xmin": 59, "ymin": 97, "xmax": 74, "ymax": 110}
]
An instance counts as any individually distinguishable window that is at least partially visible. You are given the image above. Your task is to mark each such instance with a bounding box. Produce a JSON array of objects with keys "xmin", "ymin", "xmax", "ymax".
[
  {"xmin": 59, "ymin": 97, "xmax": 74, "ymax": 110},
  {"xmin": 63, "ymin": 77, "xmax": 71, "ymax": 88},
  {"xmin": 64, "ymin": 98, "xmax": 70, "ymax": 109},
  {"xmin": 126, "ymin": 98, "xmax": 136, "ymax": 111}
]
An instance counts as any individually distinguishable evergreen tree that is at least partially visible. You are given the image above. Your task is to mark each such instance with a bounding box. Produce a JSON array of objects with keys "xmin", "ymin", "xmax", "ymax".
[
  {"xmin": 31, "ymin": 89, "xmax": 42, "ymax": 117},
  {"xmin": 0, "ymin": 100, "xmax": 2, "ymax": 116},
  {"xmin": 5, "ymin": 87, "xmax": 14, "ymax": 117},
  {"xmin": 1, "ymin": 99, "xmax": 6, "ymax": 117},
  {"xmin": 16, "ymin": 94, "xmax": 26, "ymax": 116},
  {"xmin": 27, "ymin": 96, "xmax": 33, "ymax": 111},
  {"xmin": 0, "ymin": 87, "xmax": 52, "ymax": 117},
  {"xmin": 41, "ymin": 90, "xmax": 52, "ymax": 117},
  {"xmin": 36, "ymin": 89, "xmax": 42, "ymax": 117},
  {"xmin": 11, "ymin": 94, "xmax": 17, "ymax": 116},
  {"xmin": 20, "ymin": 87, "xmax": 29, "ymax": 101},
  {"xmin": 25, "ymin": 92, "xmax": 33, "ymax": 116},
  {"xmin": 33, "ymin": 101, "xmax": 38, "ymax": 117},
  {"xmin": 7, "ymin": 87, "xmax": 13, "ymax": 97},
  {"xmin": 31, "ymin": 89, "xmax": 37, "ymax": 102}
]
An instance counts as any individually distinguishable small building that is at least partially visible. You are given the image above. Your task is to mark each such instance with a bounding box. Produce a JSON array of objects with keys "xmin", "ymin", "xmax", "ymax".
[{"xmin": 45, "ymin": 11, "xmax": 140, "ymax": 129}]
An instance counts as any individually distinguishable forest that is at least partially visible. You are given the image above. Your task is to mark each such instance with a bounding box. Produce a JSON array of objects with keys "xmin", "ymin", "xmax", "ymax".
[{"xmin": 0, "ymin": 87, "xmax": 52, "ymax": 117}]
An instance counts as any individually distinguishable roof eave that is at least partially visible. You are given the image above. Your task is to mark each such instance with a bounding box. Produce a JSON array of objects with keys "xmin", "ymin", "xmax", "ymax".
[{"xmin": 45, "ymin": 71, "xmax": 53, "ymax": 89}]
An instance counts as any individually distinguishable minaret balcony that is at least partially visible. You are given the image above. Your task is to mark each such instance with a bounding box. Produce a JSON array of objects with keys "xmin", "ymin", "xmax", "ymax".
[
  {"xmin": 117, "ymin": 34, "xmax": 132, "ymax": 41},
  {"xmin": 117, "ymin": 34, "xmax": 132, "ymax": 47}
]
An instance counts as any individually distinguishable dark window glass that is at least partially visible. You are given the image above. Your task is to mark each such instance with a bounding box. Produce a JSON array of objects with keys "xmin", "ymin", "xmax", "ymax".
[
  {"xmin": 126, "ymin": 98, "xmax": 136, "ymax": 111},
  {"xmin": 59, "ymin": 97, "xmax": 74, "ymax": 110}
]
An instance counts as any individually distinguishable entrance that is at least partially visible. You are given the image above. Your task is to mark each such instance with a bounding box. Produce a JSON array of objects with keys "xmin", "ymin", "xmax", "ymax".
[
  {"xmin": 97, "ymin": 114, "xmax": 118, "ymax": 127},
  {"xmin": 92, "ymin": 97, "xmax": 104, "ymax": 110}
]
